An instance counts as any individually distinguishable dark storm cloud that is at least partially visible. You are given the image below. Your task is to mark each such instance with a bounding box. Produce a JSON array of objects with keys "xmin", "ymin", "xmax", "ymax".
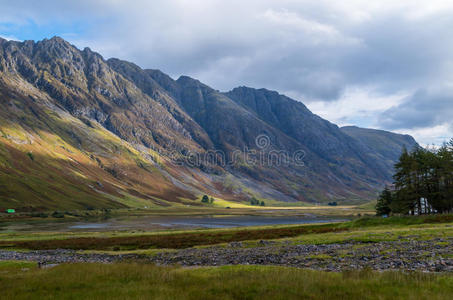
[{"xmin": 379, "ymin": 89, "xmax": 453, "ymax": 130}]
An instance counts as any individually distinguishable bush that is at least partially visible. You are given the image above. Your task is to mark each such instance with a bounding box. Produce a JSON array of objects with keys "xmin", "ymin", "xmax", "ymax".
[
  {"xmin": 250, "ymin": 197, "xmax": 260, "ymax": 206},
  {"xmin": 31, "ymin": 212, "xmax": 48, "ymax": 218},
  {"xmin": 51, "ymin": 211, "xmax": 65, "ymax": 218},
  {"xmin": 250, "ymin": 197, "xmax": 265, "ymax": 206},
  {"xmin": 26, "ymin": 152, "xmax": 34, "ymax": 161}
]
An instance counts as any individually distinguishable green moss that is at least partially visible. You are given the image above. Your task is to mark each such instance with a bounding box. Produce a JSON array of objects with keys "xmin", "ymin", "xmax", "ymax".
[{"xmin": 308, "ymin": 254, "xmax": 333, "ymax": 260}]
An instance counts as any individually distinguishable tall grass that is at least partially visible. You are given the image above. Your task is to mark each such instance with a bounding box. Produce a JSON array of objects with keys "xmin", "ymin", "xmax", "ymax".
[
  {"xmin": 344, "ymin": 214, "xmax": 453, "ymax": 228},
  {"xmin": 0, "ymin": 262, "xmax": 452, "ymax": 299}
]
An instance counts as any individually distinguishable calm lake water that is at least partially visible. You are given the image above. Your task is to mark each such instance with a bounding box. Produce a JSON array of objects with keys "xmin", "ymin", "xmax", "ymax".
[{"xmin": 0, "ymin": 215, "xmax": 345, "ymax": 232}]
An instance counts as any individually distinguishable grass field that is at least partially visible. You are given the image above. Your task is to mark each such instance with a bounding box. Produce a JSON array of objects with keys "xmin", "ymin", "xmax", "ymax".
[
  {"xmin": 0, "ymin": 203, "xmax": 373, "ymax": 223},
  {"xmin": 1, "ymin": 214, "xmax": 453, "ymax": 251},
  {"xmin": 1, "ymin": 215, "xmax": 453, "ymax": 299},
  {"xmin": 0, "ymin": 261, "xmax": 452, "ymax": 299}
]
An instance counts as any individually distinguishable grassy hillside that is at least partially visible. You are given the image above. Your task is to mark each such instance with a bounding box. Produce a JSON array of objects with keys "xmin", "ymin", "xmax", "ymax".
[
  {"xmin": 0, "ymin": 37, "xmax": 421, "ymax": 209},
  {"xmin": 0, "ymin": 84, "xmax": 199, "ymax": 211}
]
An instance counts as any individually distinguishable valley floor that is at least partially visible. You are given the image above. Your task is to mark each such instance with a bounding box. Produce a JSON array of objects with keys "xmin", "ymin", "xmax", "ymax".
[
  {"xmin": 1, "ymin": 236, "xmax": 452, "ymax": 272},
  {"xmin": 1, "ymin": 215, "xmax": 453, "ymax": 299}
]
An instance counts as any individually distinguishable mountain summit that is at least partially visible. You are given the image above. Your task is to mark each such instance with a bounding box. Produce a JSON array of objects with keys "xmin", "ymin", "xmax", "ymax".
[{"xmin": 0, "ymin": 37, "xmax": 418, "ymax": 211}]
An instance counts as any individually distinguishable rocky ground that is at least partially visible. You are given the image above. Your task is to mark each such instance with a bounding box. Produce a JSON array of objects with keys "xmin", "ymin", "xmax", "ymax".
[{"xmin": 1, "ymin": 238, "xmax": 453, "ymax": 272}]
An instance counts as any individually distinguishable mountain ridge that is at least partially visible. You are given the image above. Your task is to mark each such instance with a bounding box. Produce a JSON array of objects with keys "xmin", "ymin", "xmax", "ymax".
[{"xmin": 0, "ymin": 36, "xmax": 419, "ymax": 211}]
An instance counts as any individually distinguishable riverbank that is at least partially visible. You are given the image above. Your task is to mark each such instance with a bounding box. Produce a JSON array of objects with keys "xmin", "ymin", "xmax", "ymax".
[
  {"xmin": 0, "ymin": 204, "xmax": 373, "ymax": 225},
  {"xmin": 1, "ymin": 215, "xmax": 453, "ymax": 272},
  {"xmin": 2, "ymin": 215, "xmax": 453, "ymax": 299},
  {"xmin": 1, "ymin": 236, "xmax": 453, "ymax": 272},
  {"xmin": 0, "ymin": 214, "xmax": 347, "ymax": 233}
]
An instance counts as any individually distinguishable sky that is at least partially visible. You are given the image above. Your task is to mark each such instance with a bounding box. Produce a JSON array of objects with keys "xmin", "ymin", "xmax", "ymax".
[{"xmin": 0, "ymin": 0, "xmax": 452, "ymax": 146}]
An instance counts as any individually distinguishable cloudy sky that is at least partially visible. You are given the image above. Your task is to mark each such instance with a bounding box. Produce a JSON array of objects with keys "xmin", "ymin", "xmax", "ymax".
[{"xmin": 1, "ymin": 0, "xmax": 452, "ymax": 145}]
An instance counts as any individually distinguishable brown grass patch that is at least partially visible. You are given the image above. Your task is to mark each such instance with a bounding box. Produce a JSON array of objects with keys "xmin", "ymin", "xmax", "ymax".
[{"xmin": 0, "ymin": 224, "xmax": 346, "ymax": 250}]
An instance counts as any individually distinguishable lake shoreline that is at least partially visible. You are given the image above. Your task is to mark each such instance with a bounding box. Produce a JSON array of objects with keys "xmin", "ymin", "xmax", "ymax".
[
  {"xmin": 1, "ymin": 236, "xmax": 452, "ymax": 272},
  {"xmin": 0, "ymin": 214, "xmax": 348, "ymax": 233}
]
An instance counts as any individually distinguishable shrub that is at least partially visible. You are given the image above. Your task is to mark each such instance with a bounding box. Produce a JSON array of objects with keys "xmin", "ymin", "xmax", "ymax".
[
  {"xmin": 31, "ymin": 212, "xmax": 48, "ymax": 218},
  {"xmin": 250, "ymin": 197, "xmax": 260, "ymax": 206},
  {"xmin": 26, "ymin": 152, "xmax": 34, "ymax": 161},
  {"xmin": 51, "ymin": 211, "xmax": 65, "ymax": 218}
]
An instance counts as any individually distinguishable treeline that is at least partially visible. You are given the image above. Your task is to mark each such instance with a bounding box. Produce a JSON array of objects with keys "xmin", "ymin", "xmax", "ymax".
[{"xmin": 376, "ymin": 139, "xmax": 453, "ymax": 215}]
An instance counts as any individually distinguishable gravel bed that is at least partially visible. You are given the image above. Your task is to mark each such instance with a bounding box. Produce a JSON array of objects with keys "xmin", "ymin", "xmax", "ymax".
[{"xmin": 1, "ymin": 238, "xmax": 452, "ymax": 272}]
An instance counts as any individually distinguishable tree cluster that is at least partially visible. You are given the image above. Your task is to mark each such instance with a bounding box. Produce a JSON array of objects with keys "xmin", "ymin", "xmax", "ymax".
[
  {"xmin": 250, "ymin": 197, "xmax": 265, "ymax": 206},
  {"xmin": 201, "ymin": 195, "xmax": 214, "ymax": 204},
  {"xmin": 376, "ymin": 140, "xmax": 453, "ymax": 215}
]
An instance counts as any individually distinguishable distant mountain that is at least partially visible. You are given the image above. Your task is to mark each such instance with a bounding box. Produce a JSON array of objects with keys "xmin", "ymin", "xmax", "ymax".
[
  {"xmin": 225, "ymin": 87, "xmax": 391, "ymax": 177},
  {"xmin": 0, "ymin": 36, "xmax": 418, "ymax": 211},
  {"xmin": 341, "ymin": 126, "xmax": 419, "ymax": 172}
]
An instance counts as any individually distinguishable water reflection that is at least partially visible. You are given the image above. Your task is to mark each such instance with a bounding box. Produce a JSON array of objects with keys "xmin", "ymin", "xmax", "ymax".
[{"xmin": 1, "ymin": 215, "xmax": 346, "ymax": 232}]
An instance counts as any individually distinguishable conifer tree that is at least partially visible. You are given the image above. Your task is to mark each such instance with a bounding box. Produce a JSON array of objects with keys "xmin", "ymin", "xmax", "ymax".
[
  {"xmin": 376, "ymin": 187, "xmax": 392, "ymax": 216},
  {"xmin": 384, "ymin": 140, "xmax": 453, "ymax": 215}
]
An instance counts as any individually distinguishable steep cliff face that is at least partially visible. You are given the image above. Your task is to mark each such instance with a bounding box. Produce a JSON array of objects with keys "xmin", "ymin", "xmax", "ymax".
[
  {"xmin": 226, "ymin": 87, "xmax": 359, "ymax": 161},
  {"xmin": 0, "ymin": 37, "xmax": 202, "ymax": 154},
  {"xmin": 225, "ymin": 87, "xmax": 391, "ymax": 179},
  {"xmin": 107, "ymin": 58, "xmax": 214, "ymax": 151},
  {"xmin": 0, "ymin": 36, "xmax": 419, "ymax": 210}
]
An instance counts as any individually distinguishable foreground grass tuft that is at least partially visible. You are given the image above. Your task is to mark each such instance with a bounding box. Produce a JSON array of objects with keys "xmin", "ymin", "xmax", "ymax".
[{"xmin": 0, "ymin": 262, "xmax": 452, "ymax": 299}]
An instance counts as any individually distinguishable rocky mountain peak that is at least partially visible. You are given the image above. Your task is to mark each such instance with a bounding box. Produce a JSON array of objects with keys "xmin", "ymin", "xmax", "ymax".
[{"xmin": 0, "ymin": 36, "xmax": 420, "ymax": 209}]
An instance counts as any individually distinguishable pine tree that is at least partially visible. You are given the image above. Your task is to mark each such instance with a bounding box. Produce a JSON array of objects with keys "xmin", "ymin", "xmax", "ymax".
[
  {"xmin": 201, "ymin": 195, "xmax": 210, "ymax": 203},
  {"xmin": 392, "ymin": 147, "xmax": 416, "ymax": 214},
  {"xmin": 434, "ymin": 140, "xmax": 453, "ymax": 213},
  {"xmin": 387, "ymin": 140, "xmax": 453, "ymax": 215},
  {"xmin": 376, "ymin": 187, "xmax": 392, "ymax": 216}
]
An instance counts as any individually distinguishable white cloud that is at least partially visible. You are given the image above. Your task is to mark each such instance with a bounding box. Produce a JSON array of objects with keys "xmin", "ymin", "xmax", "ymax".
[
  {"xmin": 377, "ymin": 87, "xmax": 453, "ymax": 144},
  {"xmin": 306, "ymin": 87, "xmax": 410, "ymax": 128},
  {"xmin": 0, "ymin": 34, "xmax": 20, "ymax": 41},
  {"xmin": 394, "ymin": 124, "xmax": 452, "ymax": 147},
  {"xmin": 1, "ymin": 0, "xmax": 452, "ymax": 144}
]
